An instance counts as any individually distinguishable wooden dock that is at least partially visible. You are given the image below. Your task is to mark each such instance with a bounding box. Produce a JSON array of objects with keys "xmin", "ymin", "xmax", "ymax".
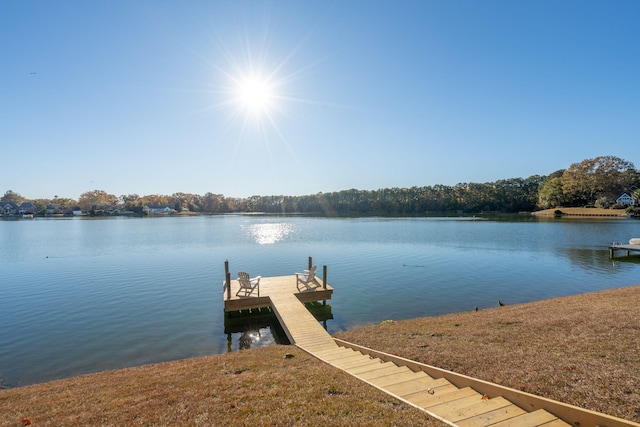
[
  {"xmin": 610, "ymin": 243, "xmax": 640, "ymax": 258},
  {"xmin": 223, "ymin": 274, "xmax": 333, "ymax": 314},
  {"xmin": 222, "ymin": 265, "xmax": 639, "ymax": 427}
]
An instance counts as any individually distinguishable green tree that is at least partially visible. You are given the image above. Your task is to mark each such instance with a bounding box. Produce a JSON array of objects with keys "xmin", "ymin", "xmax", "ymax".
[
  {"xmin": 562, "ymin": 156, "xmax": 636, "ymax": 205},
  {"xmin": 139, "ymin": 194, "xmax": 171, "ymax": 208},
  {"xmin": 31, "ymin": 198, "xmax": 49, "ymax": 215},
  {"xmin": 78, "ymin": 190, "xmax": 119, "ymax": 214},
  {"xmin": 537, "ymin": 171, "xmax": 565, "ymax": 209},
  {"xmin": 121, "ymin": 194, "xmax": 143, "ymax": 213},
  {"xmin": 50, "ymin": 196, "xmax": 77, "ymax": 214},
  {"xmin": 202, "ymin": 193, "xmax": 224, "ymax": 213},
  {"xmin": 1, "ymin": 190, "xmax": 24, "ymax": 203},
  {"xmin": 595, "ymin": 197, "xmax": 610, "ymax": 209}
]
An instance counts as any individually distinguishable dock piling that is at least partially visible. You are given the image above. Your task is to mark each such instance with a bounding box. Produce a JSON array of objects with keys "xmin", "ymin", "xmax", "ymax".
[
  {"xmin": 224, "ymin": 260, "xmax": 232, "ymax": 301},
  {"xmin": 323, "ymin": 265, "xmax": 327, "ymax": 289}
]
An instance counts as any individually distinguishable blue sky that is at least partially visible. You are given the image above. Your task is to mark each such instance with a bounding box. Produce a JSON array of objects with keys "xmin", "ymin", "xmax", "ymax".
[{"xmin": 2, "ymin": 1, "xmax": 639, "ymax": 200}]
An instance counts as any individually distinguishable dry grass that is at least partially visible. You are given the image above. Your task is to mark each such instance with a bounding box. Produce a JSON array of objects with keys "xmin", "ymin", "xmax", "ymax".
[
  {"xmin": 0, "ymin": 346, "xmax": 445, "ymax": 427},
  {"xmin": 2, "ymin": 286, "xmax": 640, "ymax": 426},
  {"xmin": 336, "ymin": 285, "xmax": 640, "ymax": 422}
]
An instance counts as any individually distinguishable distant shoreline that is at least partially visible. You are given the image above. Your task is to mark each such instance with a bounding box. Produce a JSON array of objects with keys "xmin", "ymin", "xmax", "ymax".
[{"xmin": 2, "ymin": 207, "xmax": 635, "ymax": 219}]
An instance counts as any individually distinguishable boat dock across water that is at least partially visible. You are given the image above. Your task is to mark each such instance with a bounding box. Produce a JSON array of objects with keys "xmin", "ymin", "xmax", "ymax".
[{"xmin": 609, "ymin": 238, "xmax": 640, "ymax": 258}]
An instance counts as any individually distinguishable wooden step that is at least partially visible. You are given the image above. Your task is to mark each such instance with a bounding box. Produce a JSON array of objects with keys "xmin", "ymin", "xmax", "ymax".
[
  {"xmin": 297, "ymin": 343, "xmax": 337, "ymax": 353},
  {"xmin": 331, "ymin": 356, "xmax": 385, "ymax": 370},
  {"xmin": 445, "ymin": 396, "xmax": 514, "ymax": 423},
  {"xmin": 353, "ymin": 363, "xmax": 407, "ymax": 378},
  {"xmin": 368, "ymin": 370, "xmax": 431, "ymax": 388},
  {"xmin": 311, "ymin": 346, "xmax": 349, "ymax": 355},
  {"xmin": 304, "ymin": 346, "xmax": 347, "ymax": 357},
  {"xmin": 385, "ymin": 376, "xmax": 451, "ymax": 398},
  {"xmin": 297, "ymin": 342, "xmax": 336, "ymax": 351},
  {"xmin": 428, "ymin": 393, "xmax": 496, "ymax": 418},
  {"xmin": 318, "ymin": 349, "xmax": 360, "ymax": 362},
  {"xmin": 296, "ymin": 334, "xmax": 335, "ymax": 343},
  {"xmin": 407, "ymin": 385, "xmax": 478, "ymax": 408},
  {"xmin": 488, "ymin": 409, "xmax": 565, "ymax": 427},
  {"xmin": 538, "ymin": 420, "xmax": 576, "ymax": 427},
  {"xmin": 456, "ymin": 402, "xmax": 528, "ymax": 427}
]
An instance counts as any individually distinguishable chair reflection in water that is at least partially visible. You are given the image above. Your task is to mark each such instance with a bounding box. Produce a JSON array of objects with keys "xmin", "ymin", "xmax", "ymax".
[
  {"xmin": 295, "ymin": 265, "xmax": 319, "ymax": 291},
  {"xmin": 236, "ymin": 272, "xmax": 261, "ymax": 297}
]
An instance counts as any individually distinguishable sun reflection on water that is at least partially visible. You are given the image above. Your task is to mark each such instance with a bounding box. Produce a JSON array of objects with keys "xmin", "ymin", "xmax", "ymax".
[{"xmin": 245, "ymin": 222, "xmax": 294, "ymax": 244}]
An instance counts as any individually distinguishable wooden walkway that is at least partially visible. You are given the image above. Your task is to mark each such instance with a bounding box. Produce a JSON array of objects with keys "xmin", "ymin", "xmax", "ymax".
[{"xmin": 223, "ymin": 272, "xmax": 639, "ymax": 427}]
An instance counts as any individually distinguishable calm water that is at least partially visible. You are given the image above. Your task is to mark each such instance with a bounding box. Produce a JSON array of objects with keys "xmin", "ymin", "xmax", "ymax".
[{"xmin": 1, "ymin": 215, "xmax": 639, "ymax": 386}]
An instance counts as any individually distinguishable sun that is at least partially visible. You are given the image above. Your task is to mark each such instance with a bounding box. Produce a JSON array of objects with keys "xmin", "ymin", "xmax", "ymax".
[
  {"xmin": 237, "ymin": 76, "xmax": 273, "ymax": 112},
  {"xmin": 201, "ymin": 12, "xmax": 324, "ymax": 139}
]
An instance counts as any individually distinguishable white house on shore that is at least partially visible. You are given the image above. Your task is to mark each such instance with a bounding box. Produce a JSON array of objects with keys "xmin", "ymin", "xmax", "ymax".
[
  {"xmin": 615, "ymin": 192, "xmax": 636, "ymax": 206},
  {"xmin": 144, "ymin": 205, "xmax": 175, "ymax": 213}
]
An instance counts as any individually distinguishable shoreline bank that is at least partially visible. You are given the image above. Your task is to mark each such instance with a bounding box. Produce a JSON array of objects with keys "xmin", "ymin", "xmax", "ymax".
[{"xmin": 533, "ymin": 207, "xmax": 630, "ymax": 217}]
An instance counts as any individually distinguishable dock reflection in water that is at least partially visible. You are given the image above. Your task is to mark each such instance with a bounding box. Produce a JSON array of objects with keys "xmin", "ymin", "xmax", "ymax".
[{"xmin": 225, "ymin": 302, "xmax": 333, "ymax": 351}]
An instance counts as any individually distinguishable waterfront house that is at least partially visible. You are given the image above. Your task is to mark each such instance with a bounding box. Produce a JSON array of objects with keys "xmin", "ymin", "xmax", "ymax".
[
  {"xmin": 18, "ymin": 202, "xmax": 35, "ymax": 215},
  {"xmin": 1, "ymin": 202, "xmax": 18, "ymax": 215},
  {"xmin": 46, "ymin": 205, "xmax": 67, "ymax": 215},
  {"xmin": 616, "ymin": 192, "xmax": 636, "ymax": 206},
  {"xmin": 144, "ymin": 205, "xmax": 175, "ymax": 213},
  {"xmin": 1, "ymin": 202, "xmax": 36, "ymax": 215}
]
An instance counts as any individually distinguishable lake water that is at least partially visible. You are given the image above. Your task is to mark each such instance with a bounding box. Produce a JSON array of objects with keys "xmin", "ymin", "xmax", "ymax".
[{"xmin": 1, "ymin": 215, "xmax": 639, "ymax": 387}]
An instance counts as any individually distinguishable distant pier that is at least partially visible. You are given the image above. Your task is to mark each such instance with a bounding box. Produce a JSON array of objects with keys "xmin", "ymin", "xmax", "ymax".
[{"xmin": 609, "ymin": 243, "xmax": 640, "ymax": 258}]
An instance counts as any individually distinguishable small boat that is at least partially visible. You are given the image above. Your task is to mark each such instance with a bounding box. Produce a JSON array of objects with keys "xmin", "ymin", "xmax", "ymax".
[
  {"xmin": 629, "ymin": 238, "xmax": 640, "ymax": 245},
  {"xmin": 22, "ymin": 214, "xmax": 34, "ymax": 218}
]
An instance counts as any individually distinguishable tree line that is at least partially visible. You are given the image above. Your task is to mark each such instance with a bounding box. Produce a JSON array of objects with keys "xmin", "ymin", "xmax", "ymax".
[{"xmin": 3, "ymin": 156, "xmax": 639, "ymax": 216}]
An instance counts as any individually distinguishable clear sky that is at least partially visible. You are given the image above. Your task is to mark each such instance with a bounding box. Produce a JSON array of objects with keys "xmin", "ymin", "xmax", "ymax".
[{"xmin": 2, "ymin": 1, "xmax": 639, "ymax": 200}]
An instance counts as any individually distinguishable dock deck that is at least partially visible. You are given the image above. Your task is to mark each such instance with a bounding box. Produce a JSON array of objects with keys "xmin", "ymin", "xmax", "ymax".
[
  {"xmin": 222, "ymin": 270, "xmax": 639, "ymax": 427},
  {"xmin": 610, "ymin": 243, "xmax": 640, "ymax": 258},
  {"xmin": 223, "ymin": 274, "xmax": 333, "ymax": 313}
]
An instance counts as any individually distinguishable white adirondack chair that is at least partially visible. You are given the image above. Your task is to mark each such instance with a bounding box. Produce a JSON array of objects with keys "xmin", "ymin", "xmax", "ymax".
[
  {"xmin": 295, "ymin": 265, "xmax": 319, "ymax": 291},
  {"xmin": 236, "ymin": 271, "xmax": 261, "ymax": 297}
]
